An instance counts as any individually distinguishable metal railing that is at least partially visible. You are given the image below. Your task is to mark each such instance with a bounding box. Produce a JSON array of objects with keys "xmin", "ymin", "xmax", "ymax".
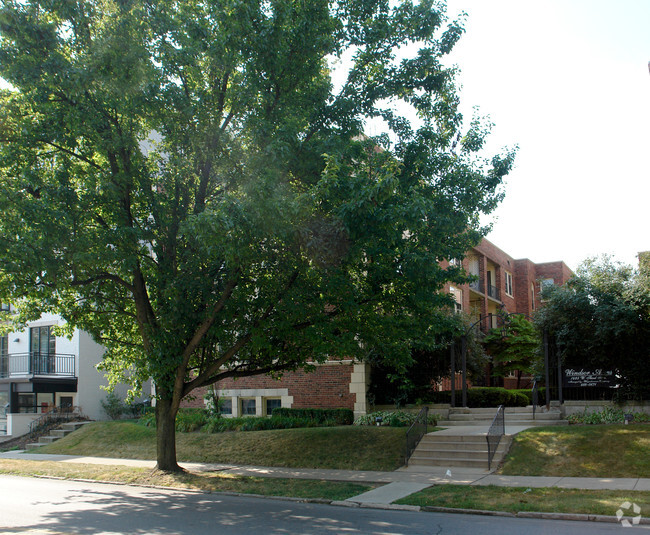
[
  {"xmin": 469, "ymin": 280, "xmax": 484, "ymax": 294},
  {"xmin": 532, "ymin": 380, "xmax": 539, "ymax": 420},
  {"xmin": 487, "ymin": 284, "xmax": 500, "ymax": 300},
  {"xmin": 28, "ymin": 405, "xmax": 85, "ymax": 438},
  {"xmin": 0, "ymin": 353, "xmax": 76, "ymax": 378},
  {"xmin": 486, "ymin": 405, "xmax": 505, "ymax": 470},
  {"xmin": 405, "ymin": 406, "xmax": 429, "ymax": 466}
]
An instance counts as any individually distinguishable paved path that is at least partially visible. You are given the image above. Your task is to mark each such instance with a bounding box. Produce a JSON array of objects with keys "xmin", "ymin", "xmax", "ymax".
[{"xmin": 2, "ymin": 450, "xmax": 649, "ymax": 505}]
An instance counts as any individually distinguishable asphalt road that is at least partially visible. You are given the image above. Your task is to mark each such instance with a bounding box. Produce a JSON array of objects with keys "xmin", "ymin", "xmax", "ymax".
[{"xmin": 0, "ymin": 475, "xmax": 645, "ymax": 534}]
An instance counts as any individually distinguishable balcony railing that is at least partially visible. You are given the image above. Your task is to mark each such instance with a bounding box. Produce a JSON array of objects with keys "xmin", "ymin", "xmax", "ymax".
[
  {"xmin": 487, "ymin": 284, "xmax": 500, "ymax": 300},
  {"xmin": 469, "ymin": 279, "xmax": 484, "ymax": 294},
  {"xmin": 0, "ymin": 353, "xmax": 76, "ymax": 378}
]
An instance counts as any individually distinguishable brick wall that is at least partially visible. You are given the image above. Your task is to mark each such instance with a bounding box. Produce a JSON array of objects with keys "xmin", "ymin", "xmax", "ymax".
[{"xmin": 181, "ymin": 362, "xmax": 357, "ymax": 411}]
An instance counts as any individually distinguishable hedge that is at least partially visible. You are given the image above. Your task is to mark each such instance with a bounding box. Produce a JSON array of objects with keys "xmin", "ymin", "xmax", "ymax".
[
  {"xmin": 422, "ymin": 387, "xmax": 529, "ymax": 408},
  {"xmin": 354, "ymin": 410, "xmax": 438, "ymax": 427},
  {"xmin": 271, "ymin": 407, "xmax": 354, "ymax": 425}
]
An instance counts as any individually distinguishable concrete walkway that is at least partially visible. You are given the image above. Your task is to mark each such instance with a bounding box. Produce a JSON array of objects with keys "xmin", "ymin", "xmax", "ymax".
[{"xmin": 1, "ymin": 450, "xmax": 649, "ymax": 505}]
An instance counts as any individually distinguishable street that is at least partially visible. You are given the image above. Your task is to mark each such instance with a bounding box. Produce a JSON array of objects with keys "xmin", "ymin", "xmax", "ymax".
[{"xmin": 0, "ymin": 475, "xmax": 645, "ymax": 534}]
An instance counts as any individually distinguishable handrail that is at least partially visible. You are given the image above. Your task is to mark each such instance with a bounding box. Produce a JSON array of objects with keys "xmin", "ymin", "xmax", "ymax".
[
  {"xmin": 28, "ymin": 405, "xmax": 85, "ymax": 438},
  {"xmin": 405, "ymin": 406, "xmax": 429, "ymax": 466},
  {"xmin": 0, "ymin": 352, "xmax": 76, "ymax": 378},
  {"xmin": 486, "ymin": 405, "xmax": 505, "ymax": 470}
]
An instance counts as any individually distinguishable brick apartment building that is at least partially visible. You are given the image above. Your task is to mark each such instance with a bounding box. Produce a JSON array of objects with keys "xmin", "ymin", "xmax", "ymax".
[{"xmin": 185, "ymin": 238, "xmax": 573, "ymax": 416}]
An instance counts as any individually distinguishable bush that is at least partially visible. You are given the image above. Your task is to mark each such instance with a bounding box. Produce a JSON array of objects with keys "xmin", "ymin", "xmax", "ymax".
[
  {"xmin": 101, "ymin": 392, "xmax": 126, "ymax": 420},
  {"xmin": 202, "ymin": 415, "xmax": 322, "ymax": 433},
  {"xmin": 509, "ymin": 388, "xmax": 546, "ymax": 406},
  {"xmin": 567, "ymin": 407, "xmax": 650, "ymax": 425},
  {"xmin": 271, "ymin": 407, "xmax": 354, "ymax": 425},
  {"xmin": 175, "ymin": 408, "xmax": 209, "ymax": 432},
  {"xmin": 138, "ymin": 408, "xmax": 209, "ymax": 431},
  {"xmin": 421, "ymin": 387, "xmax": 529, "ymax": 408},
  {"xmin": 354, "ymin": 410, "xmax": 437, "ymax": 427}
]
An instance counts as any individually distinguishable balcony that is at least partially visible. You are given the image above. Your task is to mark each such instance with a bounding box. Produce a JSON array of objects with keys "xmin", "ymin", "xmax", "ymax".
[
  {"xmin": 487, "ymin": 284, "xmax": 500, "ymax": 301},
  {"xmin": 0, "ymin": 353, "xmax": 76, "ymax": 378},
  {"xmin": 469, "ymin": 280, "xmax": 484, "ymax": 294}
]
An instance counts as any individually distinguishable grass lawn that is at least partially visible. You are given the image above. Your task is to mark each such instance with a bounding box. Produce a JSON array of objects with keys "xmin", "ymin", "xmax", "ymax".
[
  {"xmin": 396, "ymin": 485, "xmax": 650, "ymax": 516},
  {"xmin": 499, "ymin": 424, "xmax": 650, "ymax": 478},
  {"xmin": 0, "ymin": 459, "xmax": 372, "ymax": 500},
  {"xmin": 30, "ymin": 421, "xmax": 408, "ymax": 471}
]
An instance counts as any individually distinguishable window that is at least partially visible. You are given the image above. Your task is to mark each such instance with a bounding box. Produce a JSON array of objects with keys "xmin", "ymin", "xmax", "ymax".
[
  {"xmin": 531, "ymin": 283, "xmax": 536, "ymax": 310},
  {"xmin": 449, "ymin": 286, "xmax": 463, "ymax": 313},
  {"xmin": 30, "ymin": 326, "xmax": 56, "ymax": 374},
  {"xmin": 266, "ymin": 398, "xmax": 281, "ymax": 416},
  {"xmin": 30, "ymin": 326, "xmax": 55, "ymax": 355},
  {"xmin": 504, "ymin": 271, "xmax": 513, "ymax": 297},
  {"xmin": 219, "ymin": 398, "xmax": 232, "ymax": 415},
  {"xmin": 540, "ymin": 278, "xmax": 554, "ymax": 289},
  {"xmin": 240, "ymin": 398, "xmax": 256, "ymax": 416},
  {"xmin": 18, "ymin": 393, "xmax": 35, "ymax": 413},
  {"xmin": 0, "ymin": 303, "xmax": 9, "ymax": 312}
]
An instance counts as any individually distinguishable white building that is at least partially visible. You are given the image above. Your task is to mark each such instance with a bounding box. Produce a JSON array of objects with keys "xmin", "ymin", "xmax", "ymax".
[{"xmin": 0, "ymin": 309, "xmax": 146, "ymax": 438}]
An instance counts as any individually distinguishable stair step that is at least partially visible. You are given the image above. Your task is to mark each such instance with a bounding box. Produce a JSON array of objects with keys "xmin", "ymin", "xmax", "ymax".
[
  {"xmin": 421, "ymin": 434, "xmax": 488, "ymax": 443},
  {"xmin": 60, "ymin": 421, "xmax": 89, "ymax": 432},
  {"xmin": 408, "ymin": 457, "xmax": 491, "ymax": 468},
  {"xmin": 50, "ymin": 429, "xmax": 72, "ymax": 438},
  {"xmin": 438, "ymin": 419, "xmax": 568, "ymax": 426},
  {"xmin": 37, "ymin": 436, "xmax": 59, "ymax": 444},
  {"xmin": 25, "ymin": 443, "xmax": 42, "ymax": 450},
  {"xmin": 416, "ymin": 444, "xmax": 509, "ymax": 454}
]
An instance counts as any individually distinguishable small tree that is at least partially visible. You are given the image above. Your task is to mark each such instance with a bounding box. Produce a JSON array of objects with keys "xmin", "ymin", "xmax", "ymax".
[
  {"xmin": 536, "ymin": 256, "xmax": 650, "ymax": 399},
  {"xmin": 484, "ymin": 314, "xmax": 539, "ymax": 389}
]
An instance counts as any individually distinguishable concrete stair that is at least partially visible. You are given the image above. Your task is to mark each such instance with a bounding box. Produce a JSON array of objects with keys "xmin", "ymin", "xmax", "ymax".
[
  {"xmin": 25, "ymin": 421, "xmax": 89, "ymax": 450},
  {"xmin": 408, "ymin": 433, "xmax": 512, "ymax": 470},
  {"xmin": 437, "ymin": 406, "xmax": 568, "ymax": 427}
]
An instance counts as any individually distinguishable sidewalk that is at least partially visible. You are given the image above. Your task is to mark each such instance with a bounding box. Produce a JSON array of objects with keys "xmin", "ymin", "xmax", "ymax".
[{"xmin": 1, "ymin": 450, "xmax": 649, "ymax": 505}]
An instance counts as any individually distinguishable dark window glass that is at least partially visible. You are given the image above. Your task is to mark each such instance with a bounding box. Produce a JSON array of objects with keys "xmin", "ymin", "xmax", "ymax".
[
  {"xmin": 266, "ymin": 398, "xmax": 281, "ymax": 416},
  {"xmin": 241, "ymin": 399, "xmax": 256, "ymax": 415}
]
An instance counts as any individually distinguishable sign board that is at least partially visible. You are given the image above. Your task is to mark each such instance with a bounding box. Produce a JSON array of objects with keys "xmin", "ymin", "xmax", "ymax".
[{"xmin": 563, "ymin": 368, "xmax": 618, "ymax": 388}]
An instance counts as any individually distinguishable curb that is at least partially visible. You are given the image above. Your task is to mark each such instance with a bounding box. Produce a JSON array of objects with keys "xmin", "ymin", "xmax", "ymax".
[
  {"xmin": 422, "ymin": 506, "xmax": 650, "ymax": 525},
  {"xmin": 14, "ymin": 473, "xmax": 650, "ymax": 525}
]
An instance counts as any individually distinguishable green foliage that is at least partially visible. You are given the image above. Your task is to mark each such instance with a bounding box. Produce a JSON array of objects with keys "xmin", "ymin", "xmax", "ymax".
[
  {"xmin": 139, "ymin": 409, "xmax": 345, "ymax": 433},
  {"xmin": 536, "ymin": 255, "xmax": 650, "ymax": 399},
  {"xmin": 353, "ymin": 410, "xmax": 438, "ymax": 427},
  {"xmin": 174, "ymin": 408, "xmax": 209, "ymax": 432},
  {"xmin": 567, "ymin": 407, "xmax": 650, "ymax": 425},
  {"xmin": 509, "ymin": 388, "xmax": 546, "ymax": 406},
  {"xmin": 368, "ymin": 311, "xmax": 488, "ymax": 406},
  {"xmin": 484, "ymin": 314, "xmax": 540, "ymax": 388},
  {"xmin": 421, "ymin": 387, "xmax": 529, "ymax": 407},
  {"xmin": 271, "ymin": 408, "xmax": 354, "ymax": 425},
  {"xmin": 203, "ymin": 416, "xmax": 324, "ymax": 433},
  {"xmin": 0, "ymin": 0, "xmax": 514, "ymax": 467},
  {"xmin": 101, "ymin": 392, "xmax": 127, "ymax": 421}
]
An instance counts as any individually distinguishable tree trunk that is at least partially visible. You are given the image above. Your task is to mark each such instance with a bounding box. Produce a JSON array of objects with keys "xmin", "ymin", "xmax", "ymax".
[{"xmin": 155, "ymin": 397, "xmax": 181, "ymax": 472}]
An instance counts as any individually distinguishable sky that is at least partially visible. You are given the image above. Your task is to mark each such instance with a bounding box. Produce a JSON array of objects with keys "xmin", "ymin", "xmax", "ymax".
[{"xmin": 443, "ymin": 0, "xmax": 650, "ymax": 271}]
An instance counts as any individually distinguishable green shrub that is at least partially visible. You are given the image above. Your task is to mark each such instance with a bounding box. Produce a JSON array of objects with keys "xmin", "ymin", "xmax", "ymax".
[
  {"xmin": 271, "ymin": 407, "xmax": 354, "ymax": 425},
  {"xmin": 175, "ymin": 408, "xmax": 209, "ymax": 432},
  {"xmin": 138, "ymin": 408, "xmax": 209, "ymax": 431},
  {"xmin": 509, "ymin": 388, "xmax": 546, "ymax": 406},
  {"xmin": 567, "ymin": 407, "xmax": 650, "ymax": 425},
  {"xmin": 421, "ymin": 387, "xmax": 529, "ymax": 408},
  {"xmin": 354, "ymin": 410, "xmax": 437, "ymax": 427},
  {"xmin": 101, "ymin": 392, "xmax": 126, "ymax": 420}
]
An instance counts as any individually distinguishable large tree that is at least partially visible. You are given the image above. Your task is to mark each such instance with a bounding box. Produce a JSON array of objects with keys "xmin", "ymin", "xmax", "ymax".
[
  {"xmin": 0, "ymin": 0, "xmax": 514, "ymax": 471},
  {"xmin": 536, "ymin": 256, "xmax": 650, "ymax": 400}
]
